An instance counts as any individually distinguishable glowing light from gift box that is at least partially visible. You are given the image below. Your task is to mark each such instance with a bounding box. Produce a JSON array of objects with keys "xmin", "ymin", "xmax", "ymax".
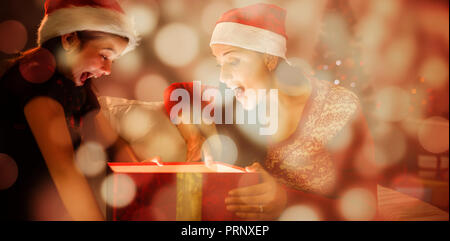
[
  {"xmin": 131, "ymin": 130, "xmax": 184, "ymax": 164},
  {"xmin": 201, "ymin": 135, "xmax": 238, "ymax": 166}
]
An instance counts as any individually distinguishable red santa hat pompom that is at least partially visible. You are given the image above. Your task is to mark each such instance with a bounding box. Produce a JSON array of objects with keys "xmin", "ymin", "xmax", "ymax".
[
  {"xmin": 210, "ymin": 3, "xmax": 288, "ymax": 60},
  {"xmin": 37, "ymin": 0, "xmax": 138, "ymax": 55}
]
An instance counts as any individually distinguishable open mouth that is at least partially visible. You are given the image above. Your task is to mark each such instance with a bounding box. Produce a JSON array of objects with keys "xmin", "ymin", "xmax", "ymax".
[{"xmin": 80, "ymin": 72, "xmax": 93, "ymax": 84}]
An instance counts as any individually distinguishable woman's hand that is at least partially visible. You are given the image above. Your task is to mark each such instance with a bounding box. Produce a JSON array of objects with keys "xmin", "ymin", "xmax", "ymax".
[
  {"xmin": 177, "ymin": 123, "xmax": 217, "ymax": 166},
  {"xmin": 185, "ymin": 134, "xmax": 206, "ymax": 162},
  {"xmin": 225, "ymin": 162, "xmax": 287, "ymax": 220}
]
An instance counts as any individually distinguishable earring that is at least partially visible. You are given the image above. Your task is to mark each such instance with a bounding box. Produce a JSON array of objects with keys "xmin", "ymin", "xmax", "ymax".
[
  {"xmin": 62, "ymin": 33, "xmax": 80, "ymax": 52},
  {"xmin": 264, "ymin": 54, "xmax": 278, "ymax": 72}
]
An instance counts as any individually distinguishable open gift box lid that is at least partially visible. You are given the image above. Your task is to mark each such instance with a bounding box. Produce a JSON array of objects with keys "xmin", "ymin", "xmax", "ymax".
[{"xmin": 106, "ymin": 162, "xmax": 260, "ymax": 221}]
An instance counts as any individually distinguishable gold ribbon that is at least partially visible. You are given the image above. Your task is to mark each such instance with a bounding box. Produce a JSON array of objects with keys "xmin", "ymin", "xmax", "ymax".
[{"xmin": 176, "ymin": 173, "xmax": 203, "ymax": 221}]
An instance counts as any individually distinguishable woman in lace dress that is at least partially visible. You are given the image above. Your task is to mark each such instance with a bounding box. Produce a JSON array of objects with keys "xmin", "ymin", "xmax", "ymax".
[{"xmin": 208, "ymin": 3, "xmax": 378, "ymax": 220}]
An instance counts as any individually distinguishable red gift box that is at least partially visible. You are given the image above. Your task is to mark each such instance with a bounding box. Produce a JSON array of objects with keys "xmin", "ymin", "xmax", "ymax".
[{"xmin": 107, "ymin": 162, "xmax": 260, "ymax": 221}]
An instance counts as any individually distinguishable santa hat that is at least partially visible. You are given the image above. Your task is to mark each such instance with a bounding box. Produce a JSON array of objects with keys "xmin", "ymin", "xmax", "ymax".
[
  {"xmin": 37, "ymin": 0, "xmax": 138, "ymax": 55},
  {"xmin": 210, "ymin": 3, "xmax": 288, "ymax": 60}
]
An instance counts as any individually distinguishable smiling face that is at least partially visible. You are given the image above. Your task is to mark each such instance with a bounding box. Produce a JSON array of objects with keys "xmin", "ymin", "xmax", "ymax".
[
  {"xmin": 62, "ymin": 31, "xmax": 128, "ymax": 86},
  {"xmin": 211, "ymin": 44, "xmax": 275, "ymax": 109}
]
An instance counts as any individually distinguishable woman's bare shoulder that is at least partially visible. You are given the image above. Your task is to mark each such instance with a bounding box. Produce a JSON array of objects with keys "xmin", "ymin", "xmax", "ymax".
[{"xmin": 24, "ymin": 96, "xmax": 65, "ymax": 118}]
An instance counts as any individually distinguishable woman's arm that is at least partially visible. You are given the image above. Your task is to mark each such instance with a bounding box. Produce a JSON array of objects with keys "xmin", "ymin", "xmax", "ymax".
[
  {"xmin": 224, "ymin": 163, "xmax": 340, "ymax": 220},
  {"xmin": 93, "ymin": 110, "xmax": 141, "ymax": 163},
  {"xmin": 24, "ymin": 97, "xmax": 103, "ymax": 221},
  {"xmin": 226, "ymin": 110, "xmax": 379, "ymax": 221},
  {"xmin": 177, "ymin": 122, "xmax": 218, "ymax": 165},
  {"xmin": 177, "ymin": 123, "xmax": 205, "ymax": 162}
]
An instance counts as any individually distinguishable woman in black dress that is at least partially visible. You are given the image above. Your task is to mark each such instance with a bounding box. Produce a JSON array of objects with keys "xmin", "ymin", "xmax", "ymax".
[{"xmin": 0, "ymin": 0, "xmax": 140, "ymax": 220}]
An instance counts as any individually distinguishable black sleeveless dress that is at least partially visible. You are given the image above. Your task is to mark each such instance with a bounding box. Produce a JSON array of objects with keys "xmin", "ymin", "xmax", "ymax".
[{"xmin": 0, "ymin": 48, "xmax": 100, "ymax": 220}]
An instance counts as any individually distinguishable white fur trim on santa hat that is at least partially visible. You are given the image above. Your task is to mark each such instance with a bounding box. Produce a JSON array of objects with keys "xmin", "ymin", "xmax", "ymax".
[
  {"xmin": 38, "ymin": 6, "xmax": 139, "ymax": 55},
  {"xmin": 210, "ymin": 22, "xmax": 287, "ymax": 60}
]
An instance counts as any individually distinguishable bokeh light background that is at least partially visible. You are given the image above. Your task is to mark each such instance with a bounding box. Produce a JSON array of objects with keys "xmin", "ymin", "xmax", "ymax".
[{"xmin": 0, "ymin": 0, "xmax": 448, "ymax": 220}]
